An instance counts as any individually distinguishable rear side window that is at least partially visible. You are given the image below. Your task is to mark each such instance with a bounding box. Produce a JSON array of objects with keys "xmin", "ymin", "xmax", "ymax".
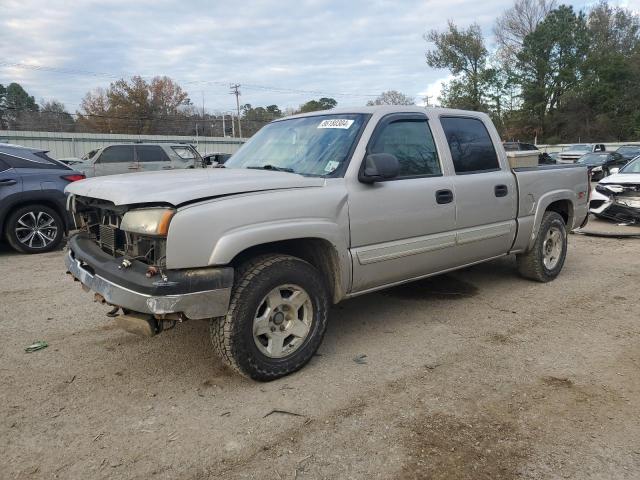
[
  {"xmin": 171, "ymin": 146, "xmax": 197, "ymax": 160},
  {"xmin": 136, "ymin": 145, "xmax": 170, "ymax": 163},
  {"xmin": 370, "ymin": 119, "xmax": 441, "ymax": 178},
  {"xmin": 0, "ymin": 151, "xmax": 67, "ymax": 170},
  {"xmin": 97, "ymin": 145, "xmax": 134, "ymax": 164},
  {"xmin": 441, "ymin": 117, "xmax": 500, "ymax": 174}
]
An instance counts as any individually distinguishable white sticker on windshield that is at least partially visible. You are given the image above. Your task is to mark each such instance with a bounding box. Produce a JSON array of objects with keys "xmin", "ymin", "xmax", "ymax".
[
  {"xmin": 324, "ymin": 160, "xmax": 340, "ymax": 173},
  {"xmin": 318, "ymin": 119, "xmax": 354, "ymax": 129}
]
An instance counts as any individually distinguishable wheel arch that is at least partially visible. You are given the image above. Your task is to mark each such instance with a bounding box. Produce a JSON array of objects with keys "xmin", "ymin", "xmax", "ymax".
[
  {"xmin": 527, "ymin": 192, "xmax": 575, "ymax": 251},
  {"xmin": 228, "ymin": 237, "xmax": 348, "ymax": 304},
  {"xmin": 0, "ymin": 191, "xmax": 70, "ymax": 237}
]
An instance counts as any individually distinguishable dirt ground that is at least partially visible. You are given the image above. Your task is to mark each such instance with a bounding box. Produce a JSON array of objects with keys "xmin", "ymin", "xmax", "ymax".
[{"xmin": 1, "ymin": 218, "xmax": 639, "ymax": 479}]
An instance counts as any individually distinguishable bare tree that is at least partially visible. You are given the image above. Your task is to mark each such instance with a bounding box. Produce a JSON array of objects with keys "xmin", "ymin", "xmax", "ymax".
[
  {"xmin": 366, "ymin": 90, "xmax": 415, "ymax": 106},
  {"xmin": 494, "ymin": 0, "xmax": 557, "ymax": 61}
]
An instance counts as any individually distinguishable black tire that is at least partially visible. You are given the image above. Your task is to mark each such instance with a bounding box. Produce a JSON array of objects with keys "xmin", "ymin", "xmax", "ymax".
[
  {"xmin": 4, "ymin": 204, "xmax": 64, "ymax": 254},
  {"xmin": 210, "ymin": 254, "xmax": 330, "ymax": 381},
  {"xmin": 516, "ymin": 211, "xmax": 567, "ymax": 282}
]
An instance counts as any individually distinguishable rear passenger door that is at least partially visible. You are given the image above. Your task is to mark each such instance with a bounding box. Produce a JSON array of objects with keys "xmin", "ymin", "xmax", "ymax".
[
  {"xmin": 94, "ymin": 145, "xmax": 137, "ymax": 176},
  {"xmin": 136, "ymin": 145, "xmax": 172, "ymax": 172},
  {"xmin": 439, "ymin": 116, "xmax": 518, "ymax": 264}
]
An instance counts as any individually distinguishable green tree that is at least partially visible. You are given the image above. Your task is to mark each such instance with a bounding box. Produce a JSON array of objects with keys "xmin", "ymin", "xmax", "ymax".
[
  {"xmin": 0, "ymin": 82, "xmax": 39, "ymax": 129},
  {"xmin": 425, "ymin": 22, "xmax": 489, "ymax": 110},
  {"xmin": 298, "ymin": 97, "xmax": 337, "ymax": 113},
  {"xmin": 366, "ymin": 90, "xmax": 415, "ymax": 106},
  {"xmin": 516, "ymin": 5, "xmax": 589, "ymax": 140}
]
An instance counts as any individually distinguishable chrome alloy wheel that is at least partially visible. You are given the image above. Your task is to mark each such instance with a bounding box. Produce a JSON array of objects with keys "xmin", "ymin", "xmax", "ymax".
[
  {"xmin": 542, "ymin": 226, "xmax": 563, "ymax": 270},
  {"xmin": 15, "ymin": 211, "xmax": 58, "ymax": 249},
  {"xmin": 253, "ymin": 284, "xmax": 313, "ymax": 359}
]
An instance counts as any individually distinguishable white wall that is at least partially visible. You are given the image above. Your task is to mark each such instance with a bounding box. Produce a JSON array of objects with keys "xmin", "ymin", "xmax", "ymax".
[{"xmin": 0, "ymin": 130, "xmax": 246, "ymax": 159}]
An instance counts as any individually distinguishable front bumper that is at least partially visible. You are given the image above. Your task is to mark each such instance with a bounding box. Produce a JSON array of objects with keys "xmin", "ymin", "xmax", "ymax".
[{"xmin": 65, "ymin": 234, "xmax": 233, "ymax": 319}]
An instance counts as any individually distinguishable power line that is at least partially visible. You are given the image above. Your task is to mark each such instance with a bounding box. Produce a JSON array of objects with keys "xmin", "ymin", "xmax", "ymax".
[{"xmin": 0, "ymin": 61, "xmax": 381, "ymax": 99}]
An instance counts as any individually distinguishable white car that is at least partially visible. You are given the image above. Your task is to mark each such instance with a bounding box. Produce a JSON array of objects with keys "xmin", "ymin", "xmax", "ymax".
[
  {"xmin": 558, "ymin": 143, "xmax": 607, "ymax": 164},
  {"xmin": 590, "ymin": 156, "xmax": 640, "ymax": 223}
]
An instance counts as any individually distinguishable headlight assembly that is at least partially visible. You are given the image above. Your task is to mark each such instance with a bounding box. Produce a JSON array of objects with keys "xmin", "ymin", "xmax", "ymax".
[{"xmin": 121, "ymin": 208, "xmax": 175, "ymax": 236}]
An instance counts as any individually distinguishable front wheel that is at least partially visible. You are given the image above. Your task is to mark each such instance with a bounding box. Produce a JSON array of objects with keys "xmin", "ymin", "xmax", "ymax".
[
  {"xmin": 516, "ymin": 211, "xmax": 567, "ymax": 282},
  {"xmin": 210, "ymin": 254, "xmax": 329, "ymax": 381}
]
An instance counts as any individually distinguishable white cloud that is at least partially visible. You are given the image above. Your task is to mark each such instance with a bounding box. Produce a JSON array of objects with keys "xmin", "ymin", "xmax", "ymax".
[{"xmin": 0, "ymin": 0, "xmax": 597, "ymax": 112}]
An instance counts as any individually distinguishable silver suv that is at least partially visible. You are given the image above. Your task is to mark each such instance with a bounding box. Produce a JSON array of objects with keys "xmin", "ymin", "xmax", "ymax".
[{"xmin": 76, "ymin": 143, "xmax": 201, "ymax": 177}]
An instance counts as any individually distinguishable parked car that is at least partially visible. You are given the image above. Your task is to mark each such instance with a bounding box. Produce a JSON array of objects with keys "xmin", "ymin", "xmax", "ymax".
[
  {"xmin": 615, "ymin": 144, "xmax": 640, "ymax": 162},
  {"xmin": 589, "ymin": 155, "xmax": 640, "ymax": 223},
  {"xmin": 557, "ymin": 143, "xmax": 606, "ymax": 164},
  {"xmin": 576, "ymin": 151, "xmax": 628, "ymax": 181},
  {"xmin": 503, "ymin": 142, "xmax": 555, "ymax": 165},
  {"xmin": 202, "ymin": 152, "xmax": 232, "ymax": 167},
  {"xmin": 64, "ymin": 106, "xmax": 589, "ymax": 380},
  {"xmin": 0, "ymin": 143, "xmax": 85, "ymax": 253},
  {"xmin": 75, "ymin": 143, "xmax": 202, "ymax": 177}
]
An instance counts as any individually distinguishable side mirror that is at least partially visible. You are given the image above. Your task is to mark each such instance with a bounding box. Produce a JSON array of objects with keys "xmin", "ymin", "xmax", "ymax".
[
  {"xmin": 609, "ymin": 167, "xmax": 619, "ymax": 175},
  {"xmin": 358, "ymin": 153, "xmax": 400, "ymax": 184}
]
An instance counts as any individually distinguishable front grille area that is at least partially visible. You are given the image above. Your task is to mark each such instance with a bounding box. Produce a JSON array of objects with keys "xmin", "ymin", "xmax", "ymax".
[{"xmin": 72, "ymin": 195, "xmax": 166, "ymax": 266}]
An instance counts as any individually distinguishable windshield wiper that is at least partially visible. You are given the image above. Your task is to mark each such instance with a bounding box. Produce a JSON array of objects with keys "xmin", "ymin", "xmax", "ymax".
[{"xmin": 246, "ymin": 164, "xmax": 296, "ymax": 173}]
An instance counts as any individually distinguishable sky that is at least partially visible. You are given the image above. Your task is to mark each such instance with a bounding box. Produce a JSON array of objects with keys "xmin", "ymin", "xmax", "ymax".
[{"xmin": 1, "ymin": 0, "xmax": 637, "ymax": 114}]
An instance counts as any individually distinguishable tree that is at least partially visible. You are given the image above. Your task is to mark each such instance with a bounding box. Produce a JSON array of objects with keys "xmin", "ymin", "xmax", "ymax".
[
  {"xmin": 425, "ymin": 22, "xmax": 489, "ymax": 110},
  {"xmin": 76, "ymin": 76, "xmax": 192, "ymax": 134},
  {"xmin": 0, "ymin": 82, "xmax": 39, "ymax": 129},
  {"xmin": 516, "ymin": 6, "xmax": 589, "ymax": 139},
  {"xmin": 494, "ymin": 0, "xmax": 558, "ymax": 62},
  {"xmin": 39, "ymin": 100, "xmax": 75, "ymax": 132},
  {"xmin": 366, "ymin": 90, "xmax": 415, "ymax": 106},
  {"xmin": 298, "ymin": 97, "xmax": 337, "ymax": 113}
]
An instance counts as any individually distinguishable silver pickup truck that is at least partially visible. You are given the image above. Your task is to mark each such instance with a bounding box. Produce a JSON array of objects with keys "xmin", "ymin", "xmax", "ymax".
[{"xmin": 64, "ymin": 106, "xmax": 589, "ymax": 380}]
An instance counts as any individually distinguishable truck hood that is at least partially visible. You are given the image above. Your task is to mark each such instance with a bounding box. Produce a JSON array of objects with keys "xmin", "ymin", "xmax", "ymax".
[{"xmin": 65, "ymin": 168, "xmax": 325, "ymax": 206}]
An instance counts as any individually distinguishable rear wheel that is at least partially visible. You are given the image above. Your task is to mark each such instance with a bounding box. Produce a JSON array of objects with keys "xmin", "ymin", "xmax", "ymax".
[
  {"xmin": 516, "ymin": 211, "xmax": 567, "ymax": 282},
  {"xmin": 5, "ymin": 205, "xmax": 64, "ymax": 254},
  {"xmin": 210, "ymin": 254, "xmax": 329, "ymax": 381}
]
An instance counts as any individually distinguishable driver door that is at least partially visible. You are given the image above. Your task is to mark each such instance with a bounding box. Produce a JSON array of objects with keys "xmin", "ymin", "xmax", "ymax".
[{"xmin": 348, "ymin": 113, "xmax": 457, "ymax": 293}]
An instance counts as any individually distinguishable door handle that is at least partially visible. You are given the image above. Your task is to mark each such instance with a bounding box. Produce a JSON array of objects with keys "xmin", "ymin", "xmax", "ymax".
[
  {"xmin": 0, "ymin": 179, "xmax": 17, "ymax": 186},
  {"xmin": 435, "ymin": 189, "xmax": 454, "ymax": 204},
  {"xmin": 128, "ymin": 166, "xmax": 139, "ymax": 170},
  {"xmin": 494, "ymin": 185, "xmax": 508, "ymax": 197}
]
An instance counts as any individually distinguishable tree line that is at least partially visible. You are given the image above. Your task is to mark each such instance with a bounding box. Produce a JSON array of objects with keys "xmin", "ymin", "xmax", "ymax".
[{"xmin": 425, "ymin": 0, "xmax": 640, "ymax": 143}]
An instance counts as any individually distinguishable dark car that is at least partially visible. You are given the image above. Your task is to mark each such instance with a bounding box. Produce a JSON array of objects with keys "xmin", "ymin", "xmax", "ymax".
[
  {"xmin": 503, "ymin": 142, "xmax": 555, "ymax": 165},
  {"xmin": 0, "ymin": 144, "xmax": 85, "ymax": 253},
  {"xmin": 615, "ymin": 144, "xmax": 640, "ymax": 162},
  {"xmin": 576, "ymin": 151, "xmax": 627, "ymax": 181}
]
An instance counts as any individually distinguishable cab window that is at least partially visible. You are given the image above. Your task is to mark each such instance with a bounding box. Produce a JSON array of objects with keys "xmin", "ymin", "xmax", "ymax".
[{"xmin": 441, "ymin": 117, "xmax": 500, "ymax": 174}]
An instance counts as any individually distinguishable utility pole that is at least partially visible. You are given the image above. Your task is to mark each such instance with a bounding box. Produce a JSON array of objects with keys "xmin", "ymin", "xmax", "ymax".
[
  {"xmin": 423, "ymin": 95, "xmax": 432, "ymax": 107},
  {"xmin": 230, "ymin": 84, "xmax": 242, "ymax": 138},
  {"xmin": 222, "ymin": 114, "xmax": 226, "ymax": 138},
  {"xmin": 231, "ymin": 113, "xmax": 236, "ymax": 138}
]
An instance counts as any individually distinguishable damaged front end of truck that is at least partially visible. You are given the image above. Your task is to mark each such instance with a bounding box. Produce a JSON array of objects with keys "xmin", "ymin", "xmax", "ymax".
[{"xmin": 64, "ymin": 195, "xmax": 233, "ymax": 336}]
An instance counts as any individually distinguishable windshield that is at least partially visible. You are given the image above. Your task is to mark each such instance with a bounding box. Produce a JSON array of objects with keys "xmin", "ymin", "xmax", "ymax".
[
  {"xmin": 172, "ymin": 146, "xmax": 199, "ymax": 160},
  {"xmin": 620, "ymin": 157, "xmax": 640, "ymax": 174},
  {"xmin": 566, "ymin": 144, "xmax": 591, "ymax": 152},
  {"xmin": 577, "ymin": 153, "xmax": 605, "ymax": 165},
  {"xmin": 616, "ymin": 146, "xmax": 640, "ymax": 156},
  {"xmin": 224, "ymin": 113, "xmax": 368, "ymax": 176}
]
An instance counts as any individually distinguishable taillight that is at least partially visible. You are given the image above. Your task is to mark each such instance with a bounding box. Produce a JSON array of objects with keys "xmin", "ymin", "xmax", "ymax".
[{"xmin": 61, "ymin": 174, "xmax": 86, "ymax": 182}]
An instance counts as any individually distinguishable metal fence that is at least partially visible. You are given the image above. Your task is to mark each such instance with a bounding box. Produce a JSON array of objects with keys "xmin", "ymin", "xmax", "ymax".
[
  {"xmin": 0, "ymin": 130, "xmax": 246, "ymax": 160},
  {"xmin": 536, "ymin": 142, "xmax": 639, "ymax": 153}
]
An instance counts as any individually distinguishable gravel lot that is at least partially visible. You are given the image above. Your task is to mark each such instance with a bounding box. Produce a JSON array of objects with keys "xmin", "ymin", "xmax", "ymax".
[{"xmin": 1, "ymin": 218, "xmax": 639, "ymax": 479}]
